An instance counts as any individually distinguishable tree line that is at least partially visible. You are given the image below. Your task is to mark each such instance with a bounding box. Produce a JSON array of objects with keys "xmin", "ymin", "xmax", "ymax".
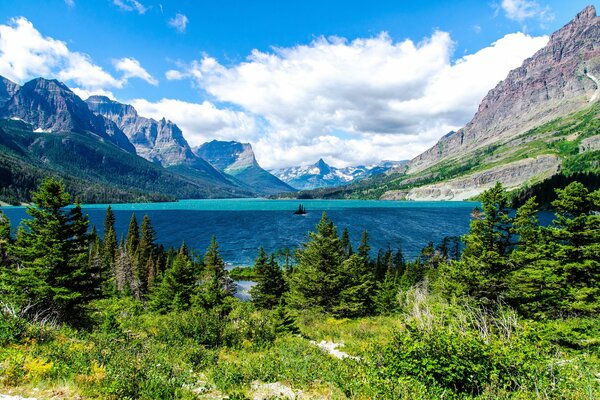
[{"xmin": 0, "ymin": 178, "xmax": 597, "ymax": 326}]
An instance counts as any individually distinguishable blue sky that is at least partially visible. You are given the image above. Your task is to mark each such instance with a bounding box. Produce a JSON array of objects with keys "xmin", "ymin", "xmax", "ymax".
[{"xmin": 0, "ymin": 0, "xmax": 596, "ymax": 168}]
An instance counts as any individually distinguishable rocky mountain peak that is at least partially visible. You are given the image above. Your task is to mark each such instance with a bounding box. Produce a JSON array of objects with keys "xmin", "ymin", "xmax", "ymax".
[
  {"xmin": 409, "ymin": 5, "xmax": 600, "ymax": 173},
  {"xmin": 315, "ymin": 158, "xmax": 331, "ymax": 174},
  {"xmin": 0, "ymin": 76, "xmax": 20, "ymax": 104},
  {"xmin": 196, "ymin": 140, "xmax": 257, "ymax": 172},
  {"xmin": 0, "ymin": 76, "xmax": 135, "ymax": 153}
]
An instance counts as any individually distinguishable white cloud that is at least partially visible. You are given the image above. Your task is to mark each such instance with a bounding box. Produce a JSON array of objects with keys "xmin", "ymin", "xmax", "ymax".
[
  {"xmin": 114, "ymin": 57, "xmax": 158, "ymax": 85},
  {"xmin": 0, "ymin": 17, "xmax": 156, "ymax": 91},
  {"xmin": 170, "ymin": 31, "xmax": 548, "ymax": 168},
  {"xmin": 65, "ymin": 0, "xmax": 75, "ymax": 7},
  {"xmin": 71, "ymin": 87, "xmax": 116, "ymax": 101},
  {"xmin": 113, "ymin": 0, "xmax": 146, "ymax": 14},
  {"xmin": 168, "ymin": 13, "xmax": 188, "ymax": 33},
  {"xmin": 500, "ymin": 0, "xmax": 554, "ymax": 23},
  {"xmin": 129, "ymin": 98, "xmax": 259, "ymax": 146}
]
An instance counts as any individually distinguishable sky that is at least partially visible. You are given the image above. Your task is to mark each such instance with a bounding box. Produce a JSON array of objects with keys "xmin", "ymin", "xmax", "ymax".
[{"xmin": 0, "ymin": 0, "xmax": 596, "ymax": 169}]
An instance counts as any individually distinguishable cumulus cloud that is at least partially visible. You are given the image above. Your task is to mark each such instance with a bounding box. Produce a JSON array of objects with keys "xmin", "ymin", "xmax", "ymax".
[
  {"xmin": 129, "ymin": 98, "xmax": 259, "ymax": 146},
  {"xmin": 168, "ymin": 13, "xmax": 188, "ymax": 33},
  {"xmin": 0, "ymin": 17, "xmax": 156, "ymax": 91},
  {"xmin": 500, "ymin": 0, "xmax": 554, "ymax": 23},
  {"xmin": 114, "ymin": 57, "xmax": 158, "ymax": 85},
  {"xmin": 168, "ymin": 31, "xmax": 548, "ymax": 168},
  {"xmin": 113, "ymin": 0, "xmax": 146, "ymax": 14}
]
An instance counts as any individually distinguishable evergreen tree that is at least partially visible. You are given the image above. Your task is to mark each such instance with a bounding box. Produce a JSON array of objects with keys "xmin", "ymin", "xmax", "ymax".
[
  {"xmin": 286, "ymin": 212, "xmax": 343, "ymax": 312},
  {"xmin": 250, "ymin": 248, "xmax": 286, "ymax": 309},
  {"xmin": 150, "ymin": 243, "xmax": 196, "ymax": 313},
  {"xmin": 6, "ymin": 179, "xmax": 97, "ymax": 322},
  {"xmin": 373, "ymin": 267, "xmax": 401, "ymax": 315},
  {"xmin": 126, "ymin": 213, "xmax": 139, "ymax": 255},
  {"xmin": 104, "ymin": 205, "xmax": 115, "ymax": 237},
  {"xmin": 194, "ymin": 236, "xmax": 233, "ymax": 310},
  {"xmin": 334, "ymin": 253, "xmax": 375, "ymax": 317},
  {"xmin": 340, "ymin": 227, "xmax": 353, "ymax": 259},
  {"xmin": 441, "ymin": 183, "xmax": 513, "ymax": 304},
  {"xmin": 0, "ymin": 211, "xmax": 11, "ymax": 266},
  {"xmin": 357, "ymin": 230, "xmax": 370, "ymax": 259},
  {"xmin": 136, "ymin": 215, "xmax": 156, "ymax": 293}
]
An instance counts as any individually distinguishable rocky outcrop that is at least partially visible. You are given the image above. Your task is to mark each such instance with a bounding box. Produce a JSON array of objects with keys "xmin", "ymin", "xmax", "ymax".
[
  {"xmin": 579, "ymin": 135, "xmax": 600, "ymax": 151},
  {"xmin": 0, "ymin": 76, "xmax": 19, "ymax": 105},
  {"xmin": 196, "ymin": 140, "xmax": 295, "ymax": 195},
  {"xmin": 409, "ymin": 6, "xmax": 600, "ymax": 174},
  {"xmin": 0, "ymin": 78, "xmax": 135, "ymax": 153},
  {"xmin": 400, "ymin": 155, "xmax": 561, "ymax": 201}
]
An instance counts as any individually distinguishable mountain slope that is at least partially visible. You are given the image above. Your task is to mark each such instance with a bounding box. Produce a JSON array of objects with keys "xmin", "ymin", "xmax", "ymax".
[
  {"xmin": 290, "ymin": 6, "xmax": 600, "ymax": 200},
  {"xmin": 271, "ymin": 159, "xmax": 407, "ymax": 190},
  {"xmin": 0, "ymin": 118, "xmax": 253, "ymax": 204},
  {"xmin": 196, "ymin": 140, "xmax": 295, "ymax": 195},
  {"xmin": 0, "ymin": 77, "xmax": 135, "ymax": 153},
  {"xmin": 85, "ymin": 95, "xmax": 231, "ymax": 185}
]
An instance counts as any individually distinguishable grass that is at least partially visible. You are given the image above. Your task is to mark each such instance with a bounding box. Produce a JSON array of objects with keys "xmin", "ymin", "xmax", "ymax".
[{"xmin": 1, "ymin": 290, "xmax": 598, "ymax": 399}]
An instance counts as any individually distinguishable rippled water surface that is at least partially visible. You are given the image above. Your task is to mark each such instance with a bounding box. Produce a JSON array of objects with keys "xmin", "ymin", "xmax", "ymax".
[{"xmin": 2, "ymin": 199, "xmax": 484, "ymax": 264}]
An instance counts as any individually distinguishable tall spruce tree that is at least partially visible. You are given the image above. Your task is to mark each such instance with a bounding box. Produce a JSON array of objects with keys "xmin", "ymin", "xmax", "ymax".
[
  {"xmin": 150, "ymin": 243, "xmax": 196, "ymax": 313},
  {"xmin": 126, "ymin": 213, "xmax": 139, "ymax": 254},
  {"xmin": 286, "ymin": 212, "xmax": 343, "ymax": 312},
  {"xmin": 6, "ymin": 179, "xmax": 97, "ymax": 322},
  {"xmin": 193, "ymin": 236, "xmax": 233, "ymax": 310},
  {"xmin": 250, "ymin": 248, "xmax": 286, "ymax": 309},
  {"xmin": 340, "ymin": 227, "xmax": 353, "ymax": 259}
]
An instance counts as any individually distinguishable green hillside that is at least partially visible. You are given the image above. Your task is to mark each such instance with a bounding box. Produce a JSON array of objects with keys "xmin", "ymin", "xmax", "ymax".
[
  {"xmin": 0, "ymin": 119, "xmax": 251, "ymax": 204},
  {"xmin": 287, "ymin": 103, "xmax": 600, "ymax": 201}
]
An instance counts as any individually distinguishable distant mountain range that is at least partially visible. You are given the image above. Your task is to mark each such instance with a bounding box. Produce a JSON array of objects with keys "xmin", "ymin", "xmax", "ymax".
[
  {"xmin": 289, "ymin": 5, "xmax": 600, "ymax": 201},
  {"xmin": 271, "ymin": 158, "xmax": 407, "ymax": 190}
]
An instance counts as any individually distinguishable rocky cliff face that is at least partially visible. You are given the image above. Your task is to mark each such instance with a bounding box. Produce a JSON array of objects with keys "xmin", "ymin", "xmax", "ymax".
[
  {"xmin": 86, "ymin": 96, "xmax": 230, "ymax": 183},
  {"xmin": 197, "ymin": 140, "xmax": 295, "ymax": 195},
  {"xmin": 0, "ymin": 78, "xmax": 135, "ymax": 153},
  {"xmin": 0, "ymin": 76, "xmax": 19, "ymax": 105},
  {"xmin": 409, "ymin": 5, "xmax": 600, "ymax": 173}
]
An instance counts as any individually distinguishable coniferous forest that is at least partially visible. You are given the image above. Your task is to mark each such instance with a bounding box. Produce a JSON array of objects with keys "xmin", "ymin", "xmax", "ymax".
[{"xmin": 0, "ymin": 178, "xmax": 598, "ymax": 399}]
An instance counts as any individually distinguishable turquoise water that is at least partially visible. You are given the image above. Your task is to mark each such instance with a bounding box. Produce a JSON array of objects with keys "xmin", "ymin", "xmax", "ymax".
[{"xmin": 2, "ymin": 199, "xmax": 482, "ymax": 265}]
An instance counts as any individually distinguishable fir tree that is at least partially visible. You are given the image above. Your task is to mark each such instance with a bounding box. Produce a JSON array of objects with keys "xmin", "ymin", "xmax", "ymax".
[
  {"xmin": 150, "ymin": 243, "xmax": 196, "ymax": 313},
  {"xmin": 334, "ymin": 253, "xmax": 375, "ymax": 317},
  {"xmin": 340, "ymin": 227, "xmax": 353, "ymax": 259},
  {"xmin": 250, "ymin": 248, "xmax": 286, "ymax": 309},
  {"xmin": 6, "ymin": 179, "xmax": 97, "ymax": 322},
  {"xmin": 194, "ymin": 236, "xmax": 233, "ymax": 310},
  {"xmin": 286, "ymin": 212, "xmax": 343, "ymax": 312},
  {"xmin": 126, "ymin": 213, "xmax": 139, "ymax": 255}
]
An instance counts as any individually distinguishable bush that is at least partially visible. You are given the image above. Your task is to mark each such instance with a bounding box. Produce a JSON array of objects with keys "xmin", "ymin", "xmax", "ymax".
[{"xmin": 0, "ymin": 312, "xmax": 26, "ymax": 345}]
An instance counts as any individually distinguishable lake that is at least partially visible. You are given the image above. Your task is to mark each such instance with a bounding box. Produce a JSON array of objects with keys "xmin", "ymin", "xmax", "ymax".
[{"xmin": 2, "ymin": 198, "xmax": 484, "ymax": 265}]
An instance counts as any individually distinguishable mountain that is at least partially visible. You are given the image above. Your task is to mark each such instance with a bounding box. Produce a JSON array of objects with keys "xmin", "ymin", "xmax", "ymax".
[
  {"xmin": 0, "ymin": 76, "xmax": 257, "ymax": 203},
  {"xmin": 85, "ymin": 95, "xmax": 231, "ymax": 184},
  {"xmin": 292, "ymin": 6, "xmax": 600, "ymax": 201},
  {"xmin": 271, "ymin": 158, "xmax": 407, "ymax": 190},
  {"xmin": 0, "ymin": 77, "xmax": 135, "ymax": 153},
  {"xmin": 196, "ymin": 140, "xmax": 295, "ymax": 195}
]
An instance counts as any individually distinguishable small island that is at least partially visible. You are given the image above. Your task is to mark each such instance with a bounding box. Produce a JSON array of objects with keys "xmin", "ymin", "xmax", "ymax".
[{"xmin": 294, "ymin": 204, "xmax": 307, "ymax": 215}]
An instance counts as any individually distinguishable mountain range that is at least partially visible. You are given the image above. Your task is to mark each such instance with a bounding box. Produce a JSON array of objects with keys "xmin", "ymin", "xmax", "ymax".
[
  {"xmin": 271, "ymin": 159, "xmax": 407, "ymax": 190},
  {"xmin": 287, "ymin": 5, "xmax": 600, "ymax": 201},
  {"xmin": 0, "ymin": 76, "xmax": 295, "ymax": 203}
]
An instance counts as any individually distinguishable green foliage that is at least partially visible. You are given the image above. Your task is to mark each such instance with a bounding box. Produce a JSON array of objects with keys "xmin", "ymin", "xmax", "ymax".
[
  {"xmin": 249, "ymin": 248, "xmax": 286, "ymax": 309},
  {"xmin": 3, "ymin": 178, "xmax": 98, "ymax": 322}
]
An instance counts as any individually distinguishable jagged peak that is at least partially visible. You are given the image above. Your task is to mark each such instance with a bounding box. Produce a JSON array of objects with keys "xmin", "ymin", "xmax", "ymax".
[
  {"xmin": 549, "ymin": 4, "xmax": 599, "ymax": 43},
  {"xmin": 86, "ymin": 95, "xmax": 115, "ymax": 104}
]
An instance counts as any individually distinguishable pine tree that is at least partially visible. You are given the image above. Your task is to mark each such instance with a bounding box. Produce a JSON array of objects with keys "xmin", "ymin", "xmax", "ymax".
[
  {"xmin": 150, "ymin": 243, "xmax": 196, "ymax": 313},
  {"xmin": 340, "ymin": 227, "xmax": 353, "ymax": 259},
  {"xmin": 250, "ymin": 248, "xmax": 286, "ymax": 309},
  {"xmin": 136, "ymin": 215, "xmax": 156, "ymax": 293},
  {"xmin": 104, "ymin": 205, "xmax": 115, "ymax": 237},
  {"xmin": 126, "ymin": 213, "xmax": 139, "ymax": 255},
  {"xmin": 334, "ymin": 253, "xmax": 375, "ymax": 317},
  {"xmin": 6, "ymin": 179, "xmax": 97, "ymax": 322},
  {"xmin": 357, "ymin": 230, "xmax": 370, "ymax": 259},
  {"xmin": 0, "ymin": 211, "xmax": 11, "ymax": 266},
  {"xmin": 440, "ymin": 183, "xmax": 513, "ymax": 304},
  {"xmin": 286, "ymin": 212, "xmax": 343, "ymax": 312},
  {"xmin": 194, "ymin": 236, "xmax": 233, "ymax": 310}
]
